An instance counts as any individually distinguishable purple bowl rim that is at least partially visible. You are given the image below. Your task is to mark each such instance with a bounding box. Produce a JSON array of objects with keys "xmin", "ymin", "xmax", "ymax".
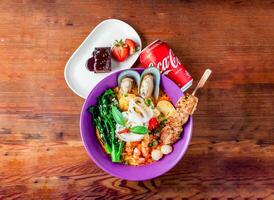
[{"xmin": 80, "ymin": 68, "xmax": 193, "ymax": 181}]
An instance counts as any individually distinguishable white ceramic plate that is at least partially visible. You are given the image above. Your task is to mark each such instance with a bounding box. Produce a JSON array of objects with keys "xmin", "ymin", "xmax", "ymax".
[{"xmin": 64, "ymin": 19, "xmax": 142, "ymax": 98}]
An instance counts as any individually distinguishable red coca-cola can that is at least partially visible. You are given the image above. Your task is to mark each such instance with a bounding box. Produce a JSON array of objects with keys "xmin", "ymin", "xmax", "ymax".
[{"xmin": 139, "ymin": 40, "xmax": 193, "ymax": 92}]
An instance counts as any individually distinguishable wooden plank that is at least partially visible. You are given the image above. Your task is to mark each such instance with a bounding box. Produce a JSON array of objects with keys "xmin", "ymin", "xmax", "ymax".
[{"xmin": 0, "ymin": 0, "xmax": 273, "ymax": 199}]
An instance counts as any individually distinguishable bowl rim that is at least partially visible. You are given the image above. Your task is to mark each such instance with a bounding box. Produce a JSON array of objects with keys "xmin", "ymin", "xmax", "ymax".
[{"xmin": 80, "ymin": 68, "xmax": 193, "ymax": 181}]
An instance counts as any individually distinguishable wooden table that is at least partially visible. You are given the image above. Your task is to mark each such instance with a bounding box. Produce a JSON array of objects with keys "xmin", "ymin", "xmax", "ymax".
[{"xmin": 0, "ymin": 0, "xmax": 274, "ymax": 199}]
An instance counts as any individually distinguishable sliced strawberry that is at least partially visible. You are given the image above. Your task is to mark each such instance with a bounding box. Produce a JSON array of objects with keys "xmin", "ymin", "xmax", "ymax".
[
  {"xmin": 125, "ymin": 39, "xmax": 137, "ymax": 55},
  {"xmin": 111, "ymin": 39, "xmax": 129, "ymax": 62}
]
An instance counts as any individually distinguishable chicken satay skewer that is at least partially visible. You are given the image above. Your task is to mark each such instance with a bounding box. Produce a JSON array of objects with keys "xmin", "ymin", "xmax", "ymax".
[
  {"xmin": 180, "ymin": 68, "xmax": 212, "ymax": 115},
  {"xmin": 192, "ymin": 69, "xmax": 212, "ymax": 96},
  {"xmin": 160, "ymin": 69, "xmax": 212, "ymax": 144},
  {"xmin": 174, "ymin": 69, "xmax": 212, "ymax": 116}
]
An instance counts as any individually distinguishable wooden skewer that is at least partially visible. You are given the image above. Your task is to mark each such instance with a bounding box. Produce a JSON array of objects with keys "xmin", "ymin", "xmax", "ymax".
[{"xmin": 192, "ymin": 69, "xmax": 212, "ymax": 96}]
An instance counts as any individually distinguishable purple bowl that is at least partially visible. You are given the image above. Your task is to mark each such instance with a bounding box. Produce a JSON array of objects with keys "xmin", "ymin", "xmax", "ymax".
[{"xmin": 80, "ymin": 68, "xmax": 192, "ymax": 181}]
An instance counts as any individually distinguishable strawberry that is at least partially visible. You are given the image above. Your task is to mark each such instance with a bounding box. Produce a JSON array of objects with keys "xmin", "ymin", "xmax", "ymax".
[
  {"xmin": 125, "ymin": 39, "xmax": 137, "ymax": 55},
  {"xmin": 111, "ymin": 39, "xmax": 129, "ymax": 62}
]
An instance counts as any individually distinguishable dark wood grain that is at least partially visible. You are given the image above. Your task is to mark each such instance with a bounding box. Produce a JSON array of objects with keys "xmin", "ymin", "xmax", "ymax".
[{"xmin": 0, "ymin": 0, "xmax": 274, "ymax": 199}]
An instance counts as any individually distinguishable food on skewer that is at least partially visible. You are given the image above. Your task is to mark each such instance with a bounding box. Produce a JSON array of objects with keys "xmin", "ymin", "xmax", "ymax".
[
  {"xmin": 160, "ymin": 69, "xmax": 211, "ymax": 145},
  {"xmin": 160, "ymin": 94, "xmax": 198, "ymax": 145}
]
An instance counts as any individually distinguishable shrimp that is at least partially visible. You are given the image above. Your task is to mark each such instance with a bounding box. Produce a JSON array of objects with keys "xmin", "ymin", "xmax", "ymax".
[
  {"xmin": 125, "ymin": 142, "xmax": 133, "ymax": 154},
  {"xmin": 133, "ymin": 147, "xmax": 141, "ymax": 158},
  {"xmin": 141, "ymin": 146, "xmax": 150, "ymax": 157},
  {"xmin": 137, "ymin": 157, "xmax": 146, "ymax": 164}
]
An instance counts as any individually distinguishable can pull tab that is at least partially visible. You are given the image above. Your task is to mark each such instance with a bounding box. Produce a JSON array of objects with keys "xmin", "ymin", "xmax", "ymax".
[{"xmin": 192, "ymin": 69, "xmax": 212, "ymax": 96}]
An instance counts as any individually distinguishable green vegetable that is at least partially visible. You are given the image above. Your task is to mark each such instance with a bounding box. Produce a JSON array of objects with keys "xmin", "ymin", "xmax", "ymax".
[
  {"xmin": 88, "ymin": 89, "xmax": 125, "ymax": 163},
  {"xmin": 148, "ymin": 140, "xmax": 157, "ymax": 147},
  {"xmin": 145, "ymin": 98, "xmax": 152, "ymax": 106},
  {"xmin": 130, "ymin": 126, "xmax": 148, "ymax": 135},
  {"xmin": 88, "ymin": 107, "xmax": 112, "ymax": 154},
  {"xmin": 111, "ymin": 106, "xmax": 125, "ymax": 126},
  {"xmin": 111, "ymin": 141, "xmax": 124, "ymax": 162}
]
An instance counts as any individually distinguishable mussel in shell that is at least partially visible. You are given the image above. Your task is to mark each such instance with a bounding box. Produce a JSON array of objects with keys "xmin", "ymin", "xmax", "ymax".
[
  {"xmin": 118, "ymin": 70, "xmax": 140, "ymax": 94},
  {"xmin": 139, "ymin": 67, "xmax": 160, "ymax": 100}
]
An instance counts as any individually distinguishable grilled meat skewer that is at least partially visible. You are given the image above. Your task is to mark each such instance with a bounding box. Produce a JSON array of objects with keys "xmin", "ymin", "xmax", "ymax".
[
  {"xmin": 160, "ymin": 94, "xmax": 198, "ymax": 144},
  {"xmin": 160, "ymin": 69, "xmax": 211, "ymax": 145}
]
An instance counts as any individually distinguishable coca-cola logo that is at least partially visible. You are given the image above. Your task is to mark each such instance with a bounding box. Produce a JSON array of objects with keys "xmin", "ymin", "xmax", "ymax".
[{"xmin": 148, "ymin": 49, "xmax": 181, "ymax": 71}]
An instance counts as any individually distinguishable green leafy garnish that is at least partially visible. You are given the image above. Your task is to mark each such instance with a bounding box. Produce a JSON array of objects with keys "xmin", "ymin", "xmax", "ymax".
[
  {"xmin": 145, "ymin": 98, "xmax": 152, "ymax": 106},
  {"xmin": 148, "ymin": 140, "xmax": 157, "ymax": 147},
  {"xmin": 130, "ymin": 126, "xmax": 148, "ymax": 135},
  {"xmin": 111, "ymin": 106, "xmax": 125, "ymax": 126}
]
